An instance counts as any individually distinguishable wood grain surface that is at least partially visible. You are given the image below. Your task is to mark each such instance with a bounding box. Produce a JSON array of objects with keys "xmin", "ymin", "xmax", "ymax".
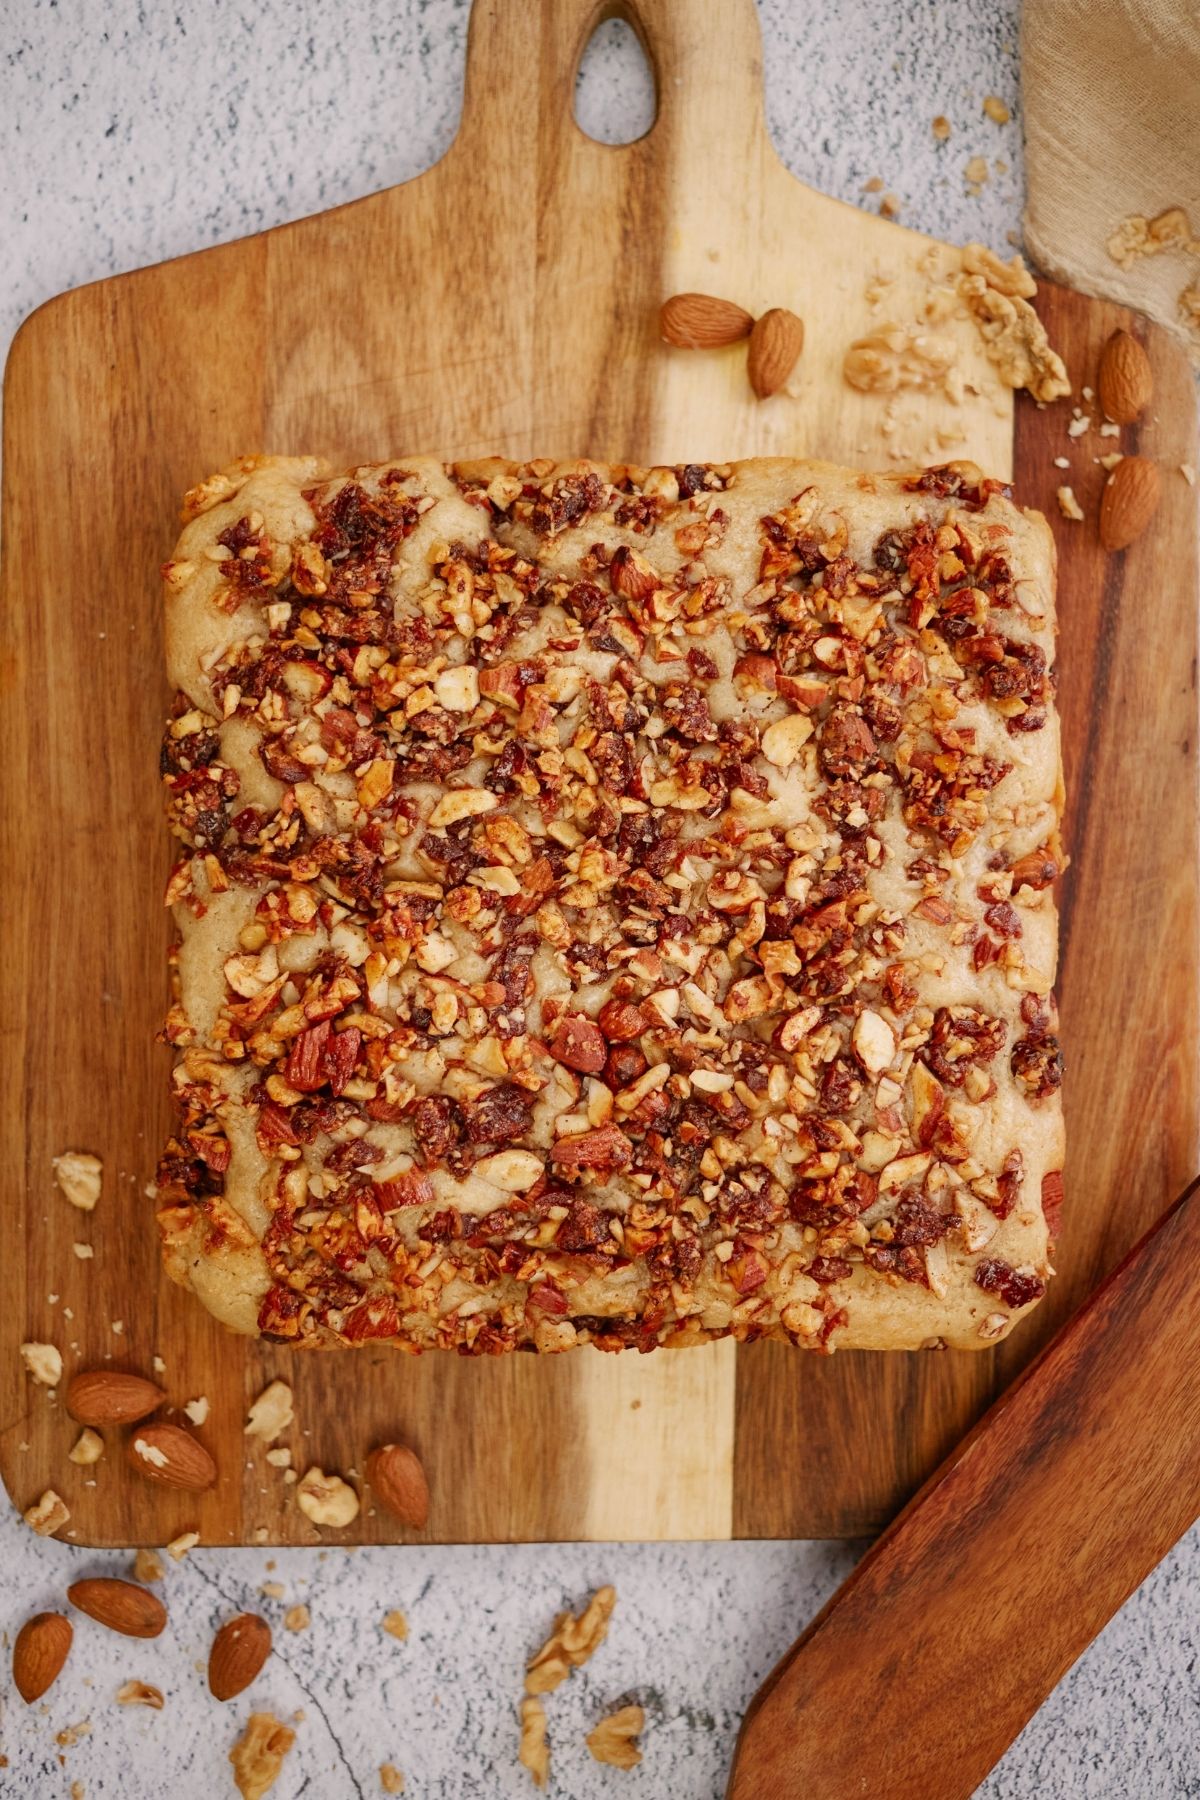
[
  {"xmin": 2, "ymin": 0, "xmax": 1197, "ymax": 1549},
  {"xmin": 727, "ymin": 1179, "xmax": 1200, "ymax": 1800}
]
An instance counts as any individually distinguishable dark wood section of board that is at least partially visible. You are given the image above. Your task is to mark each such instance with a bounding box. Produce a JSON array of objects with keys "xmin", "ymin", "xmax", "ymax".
[
  {"xmin": 727, "ymin": 1179, "xmax": 1200, "ymax": 1799},
  {"xmin": 734, "ymin": 286, "xmax": 1200, "ymax": 1536}
]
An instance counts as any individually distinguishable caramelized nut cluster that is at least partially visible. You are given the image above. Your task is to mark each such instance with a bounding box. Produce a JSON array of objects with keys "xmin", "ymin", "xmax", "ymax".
[{"xmin": 157, "ymin": 455, "xmax": 1062, "ymax": 1354}]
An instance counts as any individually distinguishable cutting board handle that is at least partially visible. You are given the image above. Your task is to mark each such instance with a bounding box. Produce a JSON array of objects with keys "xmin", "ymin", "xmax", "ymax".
[{"xmin": 453, "ymin": 0, "xmax": 766, "ymax": 162}]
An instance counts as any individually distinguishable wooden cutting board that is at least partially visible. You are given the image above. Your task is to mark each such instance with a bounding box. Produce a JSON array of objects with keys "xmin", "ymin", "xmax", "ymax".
[{"xmin": 2, "ymin": 0, "xmax": 1197, "ymax": 1548}]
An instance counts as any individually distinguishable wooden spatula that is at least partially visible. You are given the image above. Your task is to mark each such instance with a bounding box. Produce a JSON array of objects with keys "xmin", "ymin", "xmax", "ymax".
[{"xmin": 727, "ymin": 1179, "xmax": 1200, "ymax": 1799}]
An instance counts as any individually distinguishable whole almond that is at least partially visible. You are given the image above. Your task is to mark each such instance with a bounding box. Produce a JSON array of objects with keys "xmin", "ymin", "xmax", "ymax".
[
  {"xmin": 208, "ymin": 1612, "xmax": 272, "ymax": 1701},
  {"xmin": 367, "ymin": 1443, "xmax": 430, "ymax": 1529},
  {"xmin": 1099, "ymin": 455, "xmax": 1160, "ymax": 551},
  {"xmin": 67, "ymin": 1577, "xmax": 167, "ymax": 1639},
  {"xmin": 13, "ymin": 1612, "xmax": 73, "ymax": 1703},
  {"xmin": 1098, "ymin": 329, "xmax": 1152, "ymax": 424},
  {"xmin": 127, "ymin": 1422, "xmax": 217, "ymax": 1491},
  {"xmin": 67, "ymin": 1369, "xmax": 166, "ymax": 1426},
  {"xmin": 659, "ymin": 292, "xmax": 755, "ymax": 350},
  {"xmin": 747, "ymin": 308, "xmax": 805, "ymax": 398}
]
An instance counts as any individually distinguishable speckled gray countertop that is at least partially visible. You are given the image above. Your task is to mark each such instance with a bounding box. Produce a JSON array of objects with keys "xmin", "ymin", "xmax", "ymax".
[{"xmin": 2, "ymin": 3, "xmax": 1198, "ymax": 1796}]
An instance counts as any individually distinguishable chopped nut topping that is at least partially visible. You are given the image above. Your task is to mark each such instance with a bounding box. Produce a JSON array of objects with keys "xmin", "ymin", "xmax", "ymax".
[
  {"xmin": 230, "ymin": 1711, "xmax": 296, "ymax": 1800},
  {"xmin": 586, "ymin": 1703, "xmax": 645, "ymax": 1770},
  {"xmin": 53, "ymin": 1151, "xmax": 102, "ymax": 1212}
]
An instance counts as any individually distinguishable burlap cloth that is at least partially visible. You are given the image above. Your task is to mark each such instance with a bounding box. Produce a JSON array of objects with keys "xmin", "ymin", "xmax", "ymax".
[{"xmin": 1022, "ymin": 0, "xmax": 1200, "ymax": 363}]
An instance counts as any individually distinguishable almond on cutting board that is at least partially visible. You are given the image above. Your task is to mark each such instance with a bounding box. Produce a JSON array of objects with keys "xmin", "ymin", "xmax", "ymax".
[
  {"xmin": 1098, "ymin": 328, "xmax": 1152, "ymax": 423},
  {"xmin": 1099, "ymin": 455, "xmax": 1160, "ymax": 551},
  {"xmin": 67, "ymin": 1577, "xmax": 168, "ymax": 1639},
  {"xmin": 13, "ymin": 1612, "xmax": 73, "ymax": 1703},
  {"xmin": 127, "ymin": 1422, "xmax": 217, "ymax": 1491},
  {"xmin": 366, "ymin": 1444, "xmax": 430, "ymax": 1529},
  {"xmin": 67, "ymin": 1368, "xmax": 166, "ymax": 1426},
  {"xmin": 659, "ymin": 292, "xmax": 755, "ymax": 349},
  {"xmin": 209, "ymin": 1613, "xmax": 273, "ymax": 1701},
  {"xmin": 747, "ymin": 307, "xmax": 805, "ymax": 397}
]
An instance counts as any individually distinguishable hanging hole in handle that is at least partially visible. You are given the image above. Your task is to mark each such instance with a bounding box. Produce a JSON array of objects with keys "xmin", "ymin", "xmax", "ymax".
[{"xmin": 573, "ymin": 13, "xmax": 657, "ymax": 146}]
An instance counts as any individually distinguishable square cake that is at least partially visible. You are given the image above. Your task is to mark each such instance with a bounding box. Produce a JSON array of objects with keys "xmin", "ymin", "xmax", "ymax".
[{"xmin": 156, "ymin": 453, "xmax": 1063, "ymax": 1353}]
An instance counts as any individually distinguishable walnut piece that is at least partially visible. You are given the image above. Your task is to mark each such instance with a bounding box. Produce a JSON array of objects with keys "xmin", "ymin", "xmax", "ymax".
[
  {"xmin": 244, "ymin": 1381, "xmax": 294, "ymax": 1442},
  {"xmin": 20, "ymin": 1341, "xmax": 63, "ymax": 1386},
  {"xmin": 230, "ymin": 1712, "xmax": 296, "ymax": 1800},
  {"xmin": 25, "ymin": 1489, "xmax": 70, "ymax": 1536},
  {"xmin": 586, "ymin": 1704, "xmax": 645, "ymax": 1770},
  {"xmin": 843, "ymin": 322, "xmax": 958, "ymax": 397},
  {"xmin": 53, "ymin": 1151, "xmax": 102, "ymax": 1212},
  {"xmin": 296, "ymin": 1466, "xmax": 360, "ymax": 1528},
  {"xmin": 957, "ymin": 271, "xmax": 1071, "ymax": 403},
  {"xmin": 519, "ymin": 1696, "xmax": 550, "ymax": 1789},
  {"xmin": 525, "ymin": 1586, "xmax": 616, "ymax": 1695}
]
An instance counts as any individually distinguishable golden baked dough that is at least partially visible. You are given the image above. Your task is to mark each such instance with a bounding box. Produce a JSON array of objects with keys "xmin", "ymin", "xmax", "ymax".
[{"xmin": 156, "ymin": 454, "xmax": 1064, "ymax": 1353}]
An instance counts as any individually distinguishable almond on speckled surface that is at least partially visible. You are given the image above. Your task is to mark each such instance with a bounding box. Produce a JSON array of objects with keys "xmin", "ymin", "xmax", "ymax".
[
  {"xmin": 13, "ymin": 1612, "xmax": 73, "ymax": 1703},
  {"xmin": 67, "ymin": 1578, "xmax": 167, "ymax": 1639},
  {"xmin": 209, "ymin": 1613, "xmax": 272, "ymax": 1701},
  {"xmin": 366, "ymin": 1444, "xmax": 430, "ymax": 1529},
  {"xmin": 66, "ymin": 1369, "xmax": 166, "ymax": 1425}
]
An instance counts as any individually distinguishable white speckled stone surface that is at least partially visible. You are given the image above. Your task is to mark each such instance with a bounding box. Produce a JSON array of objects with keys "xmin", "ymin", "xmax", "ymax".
[{"xmin": 2, "ymin": 4, "xmax": 1198, "ymax": 1796}]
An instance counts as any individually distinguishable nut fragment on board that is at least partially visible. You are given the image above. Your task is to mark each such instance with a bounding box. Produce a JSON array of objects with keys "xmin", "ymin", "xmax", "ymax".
[
  {"xmin": 244, "ymin": 1380, "xmax": 294, "ymax": 1441},
  {"xmin": 166, "ymin": 1530, "xmax": 200, "ymax": 1561},
  {"xmin": 1097, "ymin": 329, "xmax": 1152, "ymax": 423},
  {"xmin": 12, "ymin": 1612, "xmax": 73, "ymax": 1703},
  {"xmin": 957, "ymin": 261, "xmax": 1070, "ymax": 402},
  {"xmin": 519, "ymin": 1696, "xmax": 550, "ymax": 1789},
  {"xmin": 296, "ymin": 1466, "xmax": 360, "ymax": 1528},
  {"xmin": 1099, "ymin": 456, "xmax": 1160, "ymax": 551},
  {"xmin": 747, "ymin": 308, "xmax": 805, "ymax": 397},
  {"xmin": 843, "ymin": 322, "xmax": 958, "ymax": 397},
  {"xmin": 659, "ymin": 292, "xmax": 755, "ymax": 349},
  {"xmin": 20, "ymin": 1341, "xmax": 62, "ymax": 1386},
  {"xmin": 24, "ymin": 1489, "xmax": 70, "ymax": 1536},
  {"xmin": 68, "ymin": 1428, "xmax": 105, "ymax": 1466},
  {"xmin": 525, "ymin": 1587, "xmax": 616, "ymax": 1695},
  {"xmin": 53, "ymin": 1151, "xmax": 102, "ymax": 1211},
  {"xmin": 1056, "ymin": 486, "xmax": 1085, "ymax": 522},
  {"xmin": 366, "ymin": 1444, "xmax": 429, "ymax": 1529},
  {"xmin": 586, "ymin": 1704, "xmax": 645, "ymax": 1769},
  {"xmin": 230, "ymin": 1711, "xmax": 296, "ymax": 1800}
]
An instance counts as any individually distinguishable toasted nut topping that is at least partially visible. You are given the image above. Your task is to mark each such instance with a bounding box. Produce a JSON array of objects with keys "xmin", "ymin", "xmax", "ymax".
[
  {"xmin": 851, "ymin": 1009, "xmax": 895, "ymax": 1075},
  {"xmin": 427, "ymin": 788, "xmax": 498, "ymax": 829}
]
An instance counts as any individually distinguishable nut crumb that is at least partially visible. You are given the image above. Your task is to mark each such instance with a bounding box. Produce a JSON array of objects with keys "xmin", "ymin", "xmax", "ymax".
[
  {"xmin": 117, "ymin": 1680, "xmax": 164, "ymax": 1709},
  {"xmin": 260, "ymin": 1581, "xmax": 286, "ymax": 1599},
  {"xmin": 526, "ymin": 1587, "xmax": 616, "ymax": 1695},
  {"xmin": 1097, "ymin": 452, "xmax": 1124, "ymax": 472},
  {"xmin": 54, "ymin": 1151, "xmax": 102, "ymax": 1212},
  {"xmin": 519, "ymin": 1696, "xmax": 550, "ymax": 1789},
  {"xmin": 283, "ymin": 1604, "xmax": 310, "ymax": 1633},
  {"xmin": 862, "ymin": 175, "xmax": 884, "ymax": 194},
  {"xmin": 244, "ymin": 1381, "xmax": 294, "ymax": 1442},
  {"xmin": 56, "ymin": 1720, "xmax": 92, "ymax": 1748},
  {"xmin": 183, "ymin": 1396, "xmax": 210, "ymax": 1427},
  {"xmin": 25, "ymin": 1488, "xmax": 70, "ymax": 1536},
  {"xmin": 1052, "ymin": 455, "xmax": 1070, "ymax": 469},
  {"xmin": 133, "ymin": 1548, "xmax": 165, "ymax": 1583},
  {"xmin": 964, "ymin": 155, "xmax": 989, "ymax": 187},
  {"xmin": 265, "ymin": 1447, "xmax": 292, "ymax": 1469},
  {"xmin": 381, "ymin": 1609, "xmax": 408, "ymax": 1642},
  {"xmin": 1056, "ymin": 486, "xmax": 1085, "ymax": 521},
  {"xmin": 1180, "ymin": 463, "xmax": 1196, "ymax": 486},
  {"xmin": 166, "ymin": 1530, "xmax": 200, "ymax": 1561},
  {"xmin": 982, "ymin": 95, "xmax": 1011, "ymax": 125},
  {"xmin": 72, "ymin": 1243, "xmax": 94, "ymax": 1261},
  {"xmin": 230, "ymin": 1712, "xmax": 296, "ymax": 1800},
  {"xmin": 931, "ymin": 115, "xmax": 951, "ymax": 141},
  {"xmin": 68, "ymin": 1428, "xmax": 105, "ymax": 1466},
  {"xmin": 380, "ymin": 1767, "xmax": 405, "ymax": 1796},
  {"xmin": 20, "ymin": 1341, "xmax": 63, "ymax": 1386},
  {"xmin": 586, "ymin": 1704, "xmax": 645, "ymax": 1770},
  {"xmin": 1067, "ymin": 416, "xmax": 1090, "ymax": 438},
  {"xmin": 879, "ymin": 193, "xmax": 900, "ymax": 220}
]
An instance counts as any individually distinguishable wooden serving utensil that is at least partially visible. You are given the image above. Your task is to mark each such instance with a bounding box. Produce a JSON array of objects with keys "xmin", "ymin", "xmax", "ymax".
[{"xmin": 727, "ymin": 1179, "xmax": 1200, "ymax": 1800}]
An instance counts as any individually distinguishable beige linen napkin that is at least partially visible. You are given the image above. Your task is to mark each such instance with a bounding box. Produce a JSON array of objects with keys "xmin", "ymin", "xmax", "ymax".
[{"xmin": 1022, "ymin": 0, "xmax": 1200, "ymax": 361}]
